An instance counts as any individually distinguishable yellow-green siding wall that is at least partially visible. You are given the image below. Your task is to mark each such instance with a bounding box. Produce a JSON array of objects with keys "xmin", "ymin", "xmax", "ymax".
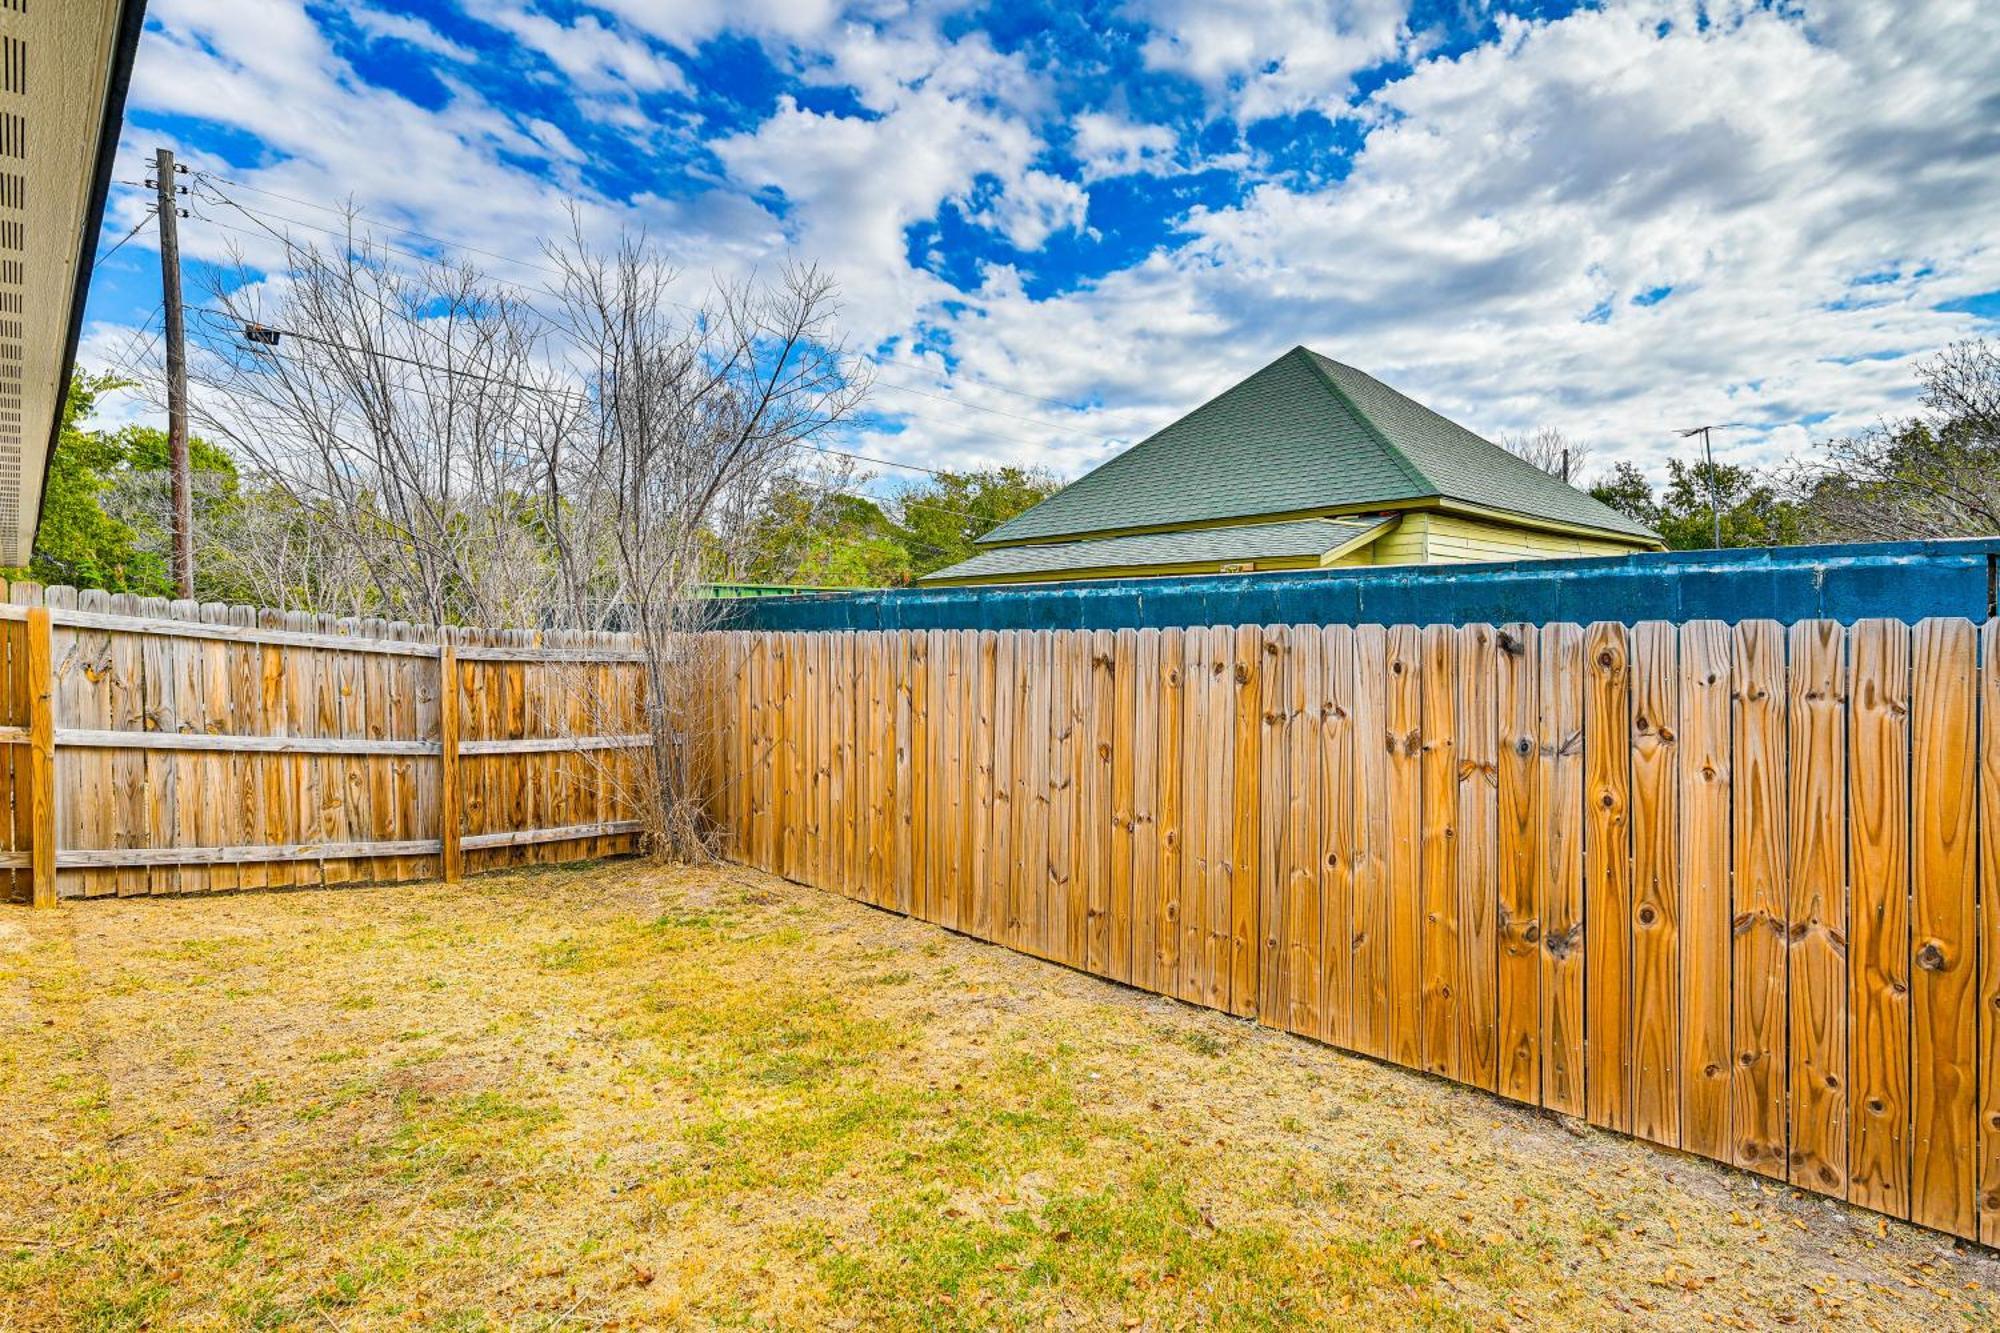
[{"xmin": 1369, "ymin": 512, "xmax": 1638, "ymax": 565}]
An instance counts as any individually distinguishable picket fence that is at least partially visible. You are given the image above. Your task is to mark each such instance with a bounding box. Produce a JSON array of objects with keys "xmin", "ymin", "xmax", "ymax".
[
  {"xmin": 0, "ymin": 584, "xmax": 650, "ymax": 904},
  {"xmin": 710, "ymin": 619, "xmax": 2000, "ymax": 1247}
]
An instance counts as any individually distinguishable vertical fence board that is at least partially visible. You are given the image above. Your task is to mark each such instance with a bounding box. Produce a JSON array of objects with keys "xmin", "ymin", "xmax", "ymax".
[
  {"xmin": 1678, "ymin": 621, "xmax": 1734, "ymax": 1162},
  {"xmin": 1910, "ymin": 617, "xmax": 1976, "ymax": 1237},
  {"xmin": 1312, "ymin": 626, "xmax": 1347, "ymax": 1047},
  {"xmin": 1420, "ymin": 624, "xmax": 1460, "ymax": 1080},
  {"xmin": 1495, "ymin": 624, "xmax": 1540, "ymax": 1103},
  {"xmin": 1176, "ymin": 628, "xmax": 1206, "ymax": 1004},
  {"xmin": 1199, "ymin": 627, "xmax": 1231, "ymax": 1008},
  {"xmin": 989, "ymin": 632, "xmax": 1017, "ymax": 940},
  {"xmin": 941, "ymin": 632, "xmax": 966, "ymax": 932},
  {"xmin": 1584, "ymin": 620, "xmax": 1632, "ymax": 1133},
  {"xmin": 1457, "ymin": 623, "xmax": 1499, "ymax": 1092},
  {"xmin": 1851, "ymin": 619, "xmax": 1911, "ymax": 1218},
  {"xmin": 1257, "ymin": 626, "xmax": 1292, "ymax": 1027},
  {"xmin": 1787, "ymin": 619, "xmax": 1848, "ymax": 1196},
  {"xmin": 1980, "ymin": 620, "xmax": 2000, "ymax": 1243},
  {"xmin": 1011, "ymin": 632, "xmax": 1044, "ymax": 954},
  {"xmin": 1347, "ymin": 626, "xmax": 1388, "ymax": 1057},
  {"xmin": 1111, "ymin": 628, "xmax": 1139, "ymax": 984},
  {"xmin": 1089, "ymin": 630, "xmax": 1118, "ymax": 976},
  {"xmin": 1229, "ymin": 624, "xmax": 1262, "ymax": 1019},
  {"xmin": 1385, "ymin": 624, "xmax": 1425, "ymax": 1069},
  {"xmin": 970, "ymin": 632, "xmax": 997, "ymax": 941},
  {"xmin": 1043, "ymin": 632, "xmax": 1075, "ymax": 965},
  {"xmin": 1629, "ymin": 621, "xmax": 1681, "ymax": 1147},
  {"xmin": 1156, "ymin": 629, "xmax": 1185, "ymax": 995},
  {"xmin": 25, "ymin": 605, "xmax": 52, "ymax": 908},
  {"xmin": 1130, "ymin": 629, "xmax": 1161, "ymax": 996},
  {"xmin": 1732, "ymin": 619, "xmax": 1790, "ymax": 1178},
  {"xmin": 1538, "ymin": 624, "xmax": 1586, "ymax": 1117}
]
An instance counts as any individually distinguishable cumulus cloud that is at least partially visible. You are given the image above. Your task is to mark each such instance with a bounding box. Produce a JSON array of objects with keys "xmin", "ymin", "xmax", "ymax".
[
  {"xmin": 894, "ymin": 0, "xmax": 2000, "ymax": 479},
  {"xmin": 1125, "ymin": 0, "xmax": 1410, "ymax": 121},
  {"xmin": 88, "ymin": 0, "xmax": 2000, "ymax": 493},
  {"xmin": 1071, "ymin": 112, "xmax": 1178, "ymax": 181},
  {"xmin": 487, "ymin": 7, "xmax": 689, "ymax": 96},
  {"xmin": 349, "ymin": 8, "xmax": 474, "ymax": 63}
]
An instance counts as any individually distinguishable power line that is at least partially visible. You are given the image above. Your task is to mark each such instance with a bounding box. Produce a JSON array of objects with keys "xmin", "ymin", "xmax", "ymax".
[
  {"xmin": 185, "ymin": 303, "xmax": 1073, "ymax": 480},
  {"xmin": 186, "ymin": 303, "xmax": 592, "ymax": 403},
  {"xmin": 94, "ymin": 210, "xmax": 156, "ymax": 265},
  {"xmin": 101, "ymin": 301, "xmax": 166, "ymax": 380},
  {"xmin": 194, "ymin": 171, "xmax": 567, "ymax": 279},
  {"xmin": 186, "ymin": 189, "xmax": 553, "ymax": 298},
  {"xmin": 793, "ymin": 440, "xmax": 952, "ymax": 479},
  {"xmin": 174, "ymin": 314, "xmax": 991, "ymax": 521},
  {"xmin": 107, "ymin": 351, "xmax": 991, "ymax": 547},
  {"xmin": 185, "ymin": 173, "xmax": 1128, "ymax": 431},
  {"xmin": 172, "ymin": 176, "xmax": 1127, "ymax": 489},
  {"xmin": 197, "ymin": 189, "xmax": 1123, "ymax": 451}
]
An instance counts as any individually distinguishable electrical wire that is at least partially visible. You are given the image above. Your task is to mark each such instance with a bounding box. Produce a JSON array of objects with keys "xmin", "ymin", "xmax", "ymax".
[
  {"xmin": 99, "ymin": 301, "xmax": 166, "ymax": 381},
  {"xmin": 170, "ymin": 316, "xmax": 998, "ymax": 528},
  {"xmin": 183, "ymin": 173, "xmax": 1129, "ymax": 442},
  {"xmin": 188, "ymin": 303, "xmax": 593, "ymax": 402},
  {"xmin": 194, "ymin": 171, "xmax": 568, "ymax": 279},
  {"xmin": 94, "ymin": 210, "xmax": 156, "ymax": 265}
]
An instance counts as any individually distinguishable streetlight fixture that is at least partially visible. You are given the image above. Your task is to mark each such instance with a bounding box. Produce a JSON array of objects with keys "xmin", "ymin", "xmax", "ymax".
[{"xmin": 1675, "ymin": 425, "xmax": 1725, "ymax": 550}]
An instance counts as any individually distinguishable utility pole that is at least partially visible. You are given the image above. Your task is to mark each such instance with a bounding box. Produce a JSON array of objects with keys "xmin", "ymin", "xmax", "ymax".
[
  {"xmin": 153, "ymin": 147, "xmax": 194, "ymax": 597},
  {"xmin": 1676, "ymin": 424, "xmax": 1725, "ymax": 550}
]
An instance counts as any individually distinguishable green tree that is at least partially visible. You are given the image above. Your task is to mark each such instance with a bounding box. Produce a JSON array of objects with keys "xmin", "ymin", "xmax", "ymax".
[
  {"xmin": 1589, "ymin": 458, "xmax": 1803, "ymax": 550},
  {"xmin": 5, "ymin": 373, "xmax": 250, "ymax": 597},
  {"xmin": 891, "ymin": 466, "xmax": 1061, "ymax": 578},
  {"xmin": 739, "ymin": 478, "xmax": 914, "ymax": 588},
  {"xmin": 6, "ymin": 373, "xmax": 170, "ymax": 593},
  {"xmin": 1792, "ymin": 340, "xmax": 2000, "ymax": 540}
]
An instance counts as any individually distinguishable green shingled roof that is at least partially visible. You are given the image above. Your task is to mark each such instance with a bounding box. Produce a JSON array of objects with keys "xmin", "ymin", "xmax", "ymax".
[
  {"xmin": 980, "ymin": 347, "xmax": 1659, "ymax": 546},
  {"xmin": 920, "ymin": 515, "xmax": 1391, "ymax": 584}
]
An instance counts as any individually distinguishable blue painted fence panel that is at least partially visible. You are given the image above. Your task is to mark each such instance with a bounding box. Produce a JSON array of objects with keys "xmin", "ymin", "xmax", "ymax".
[{"xmin": 722, "ymin": 539, "xmax": 2000, "ymax": 633}]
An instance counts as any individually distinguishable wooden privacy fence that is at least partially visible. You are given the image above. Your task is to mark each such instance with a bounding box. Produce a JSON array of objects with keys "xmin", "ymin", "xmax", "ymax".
[
  {"xmin": 711, "ymin": 619, "xmax": 2000, "ymax": 1247},
  {"xmin": 0, "ymin": 585, "xmax": 651, "ymax": 904}
]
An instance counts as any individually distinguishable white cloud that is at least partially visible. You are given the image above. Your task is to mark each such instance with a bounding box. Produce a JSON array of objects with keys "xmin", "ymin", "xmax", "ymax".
[
  {"xmin": 712, "ymin": 24, "xmax": 1071, "ymax": 339},
  {"xmin": 587, "ymin": 0, "xmax": 843, "ymax": 54},
  {"xmin": 487, "ymin": 7, "xmax": 688, "ymax": 96},
  {"xmin": 103, "ymin": 0, "xmax": 2000, "ymax": 496},
  {"xmin": 1124, "ymin": 0, "xmax": 1410, "ymax": 121},
  {"xmin": 874, "ymin": 0, "xmax": 2000, "ymax": 482},
  {"xmin": 350, "ymin": 8, "xmax": 474, "ymax": 62},
  {"xmin": 1071, "ymin": 112, "xmax": 1177, "ymax": 181},
  {"xmin": 978, "ymin": 169, "xmax": 1088, "ymax": 250}
]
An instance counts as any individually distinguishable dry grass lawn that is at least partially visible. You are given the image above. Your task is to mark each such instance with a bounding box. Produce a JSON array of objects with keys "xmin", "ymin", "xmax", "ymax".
[{"xmin": 2, "ymin": 860, "xmax": 1995, "ymax": 1330}]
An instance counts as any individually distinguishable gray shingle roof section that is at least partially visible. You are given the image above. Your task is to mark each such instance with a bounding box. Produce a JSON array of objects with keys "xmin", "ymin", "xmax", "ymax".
[
  {"xmin": 920, "ymin": 516, "xmax": 1389, "ymax": 584},
  {"xmin": 1301, "ymin": 351, "xmax": 1657, "ymax": 541},
  {"xmin": 980, "ymin": 347, "xmax": 1658, "ymax": 545}
]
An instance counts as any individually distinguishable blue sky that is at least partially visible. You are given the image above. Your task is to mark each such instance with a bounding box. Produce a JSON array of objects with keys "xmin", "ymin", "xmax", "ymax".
[{"xmin": 82, "ymin": 0, "xmax": 2000, "ymax": 487}]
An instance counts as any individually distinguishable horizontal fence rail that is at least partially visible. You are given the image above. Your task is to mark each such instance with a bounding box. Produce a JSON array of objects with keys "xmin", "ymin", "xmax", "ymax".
[
  {"xmin": 708, "ymin": 620, "xmax": 2000, "ymax": 1248},
  {"xmin": 0, "ymin": 585, "xmax": 652, "ymax": 903}
]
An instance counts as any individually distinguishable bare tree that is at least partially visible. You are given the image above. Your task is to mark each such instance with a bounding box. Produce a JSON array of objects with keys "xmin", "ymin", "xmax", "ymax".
[
  {"xmin": 182, "ymin": 220, "xmax": 867, "ymax": 857},
  {"xmin": 1788, "ymin": 340, "xmax": 2000, "ymax": 541},
  {"xmin": 533, "ymin": 230, "xmax": 867, "ymax": 855},
  {"xmin": 186, "ymin": 224, "xmax": 562, "ymax": 624},
  {"xmin": 1499, "ymin": 426, "xmax": 1592, "ymax": 482}
]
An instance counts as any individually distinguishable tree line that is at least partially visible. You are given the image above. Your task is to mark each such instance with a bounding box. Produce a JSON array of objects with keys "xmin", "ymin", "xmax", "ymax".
[
  {"xmin": 23, "ymin": 327, "xmax": 1995, "ymax": 609},
  {"xmin": 1530, "ymin": 340, "xmax": 1999, "ymax": 550},
  {"xmin": 17, "ymin": 374, "xmax": 1061, "ymax": 601}
]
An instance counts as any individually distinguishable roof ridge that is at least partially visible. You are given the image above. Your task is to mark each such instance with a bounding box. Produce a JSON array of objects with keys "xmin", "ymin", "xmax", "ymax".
[{"xmin": 1293, "ymin": 347, "xmax": 1433, "ymax": 496}]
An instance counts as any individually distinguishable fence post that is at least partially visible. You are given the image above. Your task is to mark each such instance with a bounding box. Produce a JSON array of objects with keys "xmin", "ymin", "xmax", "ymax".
[
  {"xmin": 438, "ymin": 644, "xmax": 462, "ymax": 883},
  {"xmin": 26, "ymin": 605, "xmax": 54, "ymax": 908}
]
